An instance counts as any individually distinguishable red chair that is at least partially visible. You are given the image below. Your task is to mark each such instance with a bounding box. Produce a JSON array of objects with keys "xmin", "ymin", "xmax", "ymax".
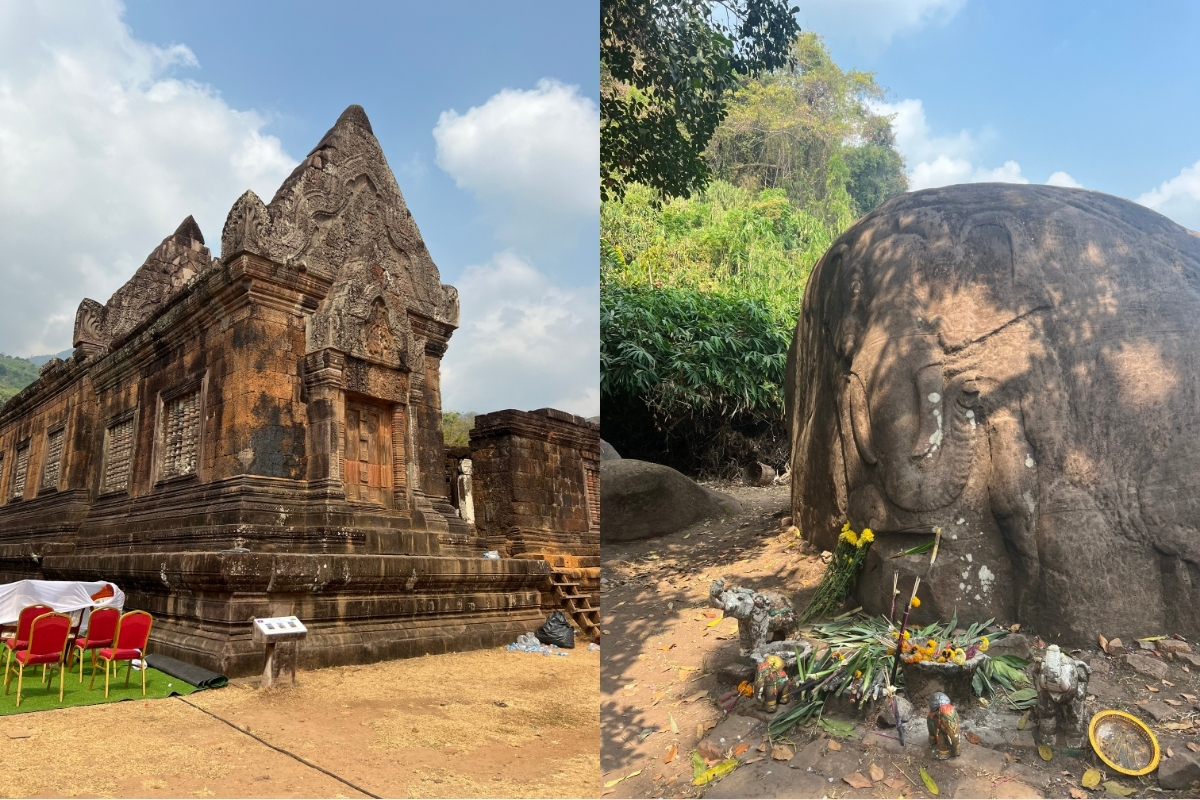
[
  {"xmin": 3, "ymin": 603, "xmax": 53, "ymax": 679},
  {"xmin": 68, "ymin": 607, "xmax": 120, "ymax": 683},
  {"xmin": 3, "ymin": 611, "xmax": 72, "ymax": 706},
  {"xmin": 91, "ymin": 610, "xmax": 152, "ymax": 698}
]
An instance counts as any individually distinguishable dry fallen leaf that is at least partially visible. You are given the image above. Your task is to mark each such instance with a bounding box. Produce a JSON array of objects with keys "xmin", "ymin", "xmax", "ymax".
[
  {"xmin": 884, "ymin": 777, "xmax": 907, "ymax": 790},
  {"xmin": 869, "ymin": 763, "xmax": 885, "ymax": 782},
  {"xmin": 682, "ymin": 691, "xmax": 708, "ymax": 703},
  {"xmin": 827, "ymin": 739, "xmax": 842, "ymax": 751},
  {"xmin": 1183, "ymin": 693, "xmax": 1198, "ymax": 703},
  {"xmin": 743, "ymin": 755, "xmax": 765, "ymax": 765},
  {"xmin": 651, "ymin": 691, "xmax": 666, "ymax": 705},
  {"xmin": 771, "ymin": 744, "xmax": 794, "ymax": 761},
  {"xmin": 732, "ymin": 743, "xmax": 750, "ymax": 757},
  {"xmin": 603, "ymin": 769, "xmax": 642, "ymax": 789},
  {"xmin": 965, "ymin": 732, "xmax": 981, "ymax": 744},
  {"xmin": 1168, "ymin": 747, "xmax": 1176, "ymax": 758},
  {"xmin": 1082, "ymin": 768, "xmax": 1102, "ymax": 788},
  {"xmin": 660, "ymin": 643, "xmax": 676, "ymax": 651},
  {"xmin": 664, "ymin": 744, "xmax": 678, "ymax": 764},
  {"xmin": 1017, "ymin": 712, "xmax": 1030, "ymax": 730},
  {"xmin": 1010, "ymin": 623, "xmax": 1021, "ymax": 632},
  {"xmin": 1164, "ymin": 679, "xmax": 1176, "ymax": 687},
  {"xmin": 1147, "ymin": 684, "xmax": 1160, "ymax": 693},
  {"xmin": 669, "ymin": 714, "xmax": 679, "ymax": 734},
  {"xmin": 843, "ymin": 773, "xmax": 873, "ymax": 790},
  {"xmin": 1099, "ymin": 634, "xmax": 1109, "ymax": 652},
  {"xmin": 1188, "ymin": 742, "xmax": 1200, "ymax": 754},
  {"xmin": 1069, "ymin": 789, "xmax": 1087, "ymax": 799},
  {"xmin": 1038, "ymin": 745, "xmax": 1054, "ymax": 762},
  {"xmin": 1165, "ymin": 699, "xmax": 1183, "ymax": 707}
]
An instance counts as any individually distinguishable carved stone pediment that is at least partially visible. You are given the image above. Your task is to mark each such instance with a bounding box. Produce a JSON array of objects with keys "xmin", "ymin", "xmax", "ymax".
[
  {"xmin": 307, "ymin": 264, "xmax": 410, "ymax": 370},
  {"xmin": 217, "ymin": 105, "xmax": 459, "ymax": 331},
  {"xmin": 79, "ymin": 216, "xmax": 212, "ymax": 351}
]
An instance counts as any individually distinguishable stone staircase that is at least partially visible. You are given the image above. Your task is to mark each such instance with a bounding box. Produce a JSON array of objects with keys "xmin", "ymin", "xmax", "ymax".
[{"xmin": 550, "ymin": 569, "xmax": 601, "ymax": 643}]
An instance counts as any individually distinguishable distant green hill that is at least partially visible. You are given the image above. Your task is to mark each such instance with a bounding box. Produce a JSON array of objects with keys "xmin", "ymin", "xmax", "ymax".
[{"xmin": 0, "ymin": 354, "xmax": 40, "ymax": 404}]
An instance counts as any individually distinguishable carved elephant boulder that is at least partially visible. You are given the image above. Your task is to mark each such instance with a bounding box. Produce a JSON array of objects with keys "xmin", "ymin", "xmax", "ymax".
[{"xmin": 787, "ymin": 183, "xmax": 1200, "ymax": 644}]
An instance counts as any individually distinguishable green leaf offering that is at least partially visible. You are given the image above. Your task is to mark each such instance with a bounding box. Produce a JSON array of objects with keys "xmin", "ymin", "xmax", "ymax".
[{"xmin": 818, "ymin": 718, "xmax": 856, "ymax": 738}]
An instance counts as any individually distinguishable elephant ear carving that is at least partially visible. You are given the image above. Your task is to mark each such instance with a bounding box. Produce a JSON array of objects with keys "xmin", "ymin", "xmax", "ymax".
[
  {"xmin": 847, "ymin": 373, "xmax": 878, "ymax": 465},
  {"xmin": 961, "ymin": 213, "xmax": 1052, "ymax": 320}
]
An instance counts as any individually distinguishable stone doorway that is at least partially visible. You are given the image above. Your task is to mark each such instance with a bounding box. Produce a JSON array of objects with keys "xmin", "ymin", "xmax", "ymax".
[{"xmin": 344, "ymin": 400, "xmax": 392, "ymax": 505}]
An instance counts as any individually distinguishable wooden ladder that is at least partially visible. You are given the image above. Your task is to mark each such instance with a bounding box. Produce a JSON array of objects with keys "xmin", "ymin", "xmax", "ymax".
[{"xmin": 550, "ymin": 570, "xmax": 601, "ymax": 644}]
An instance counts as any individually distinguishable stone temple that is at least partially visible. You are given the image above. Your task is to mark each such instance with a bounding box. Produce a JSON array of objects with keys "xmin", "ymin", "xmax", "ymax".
[{"xmin": 0, "ymin": 106, "xmax": 598, "ymax": 675}]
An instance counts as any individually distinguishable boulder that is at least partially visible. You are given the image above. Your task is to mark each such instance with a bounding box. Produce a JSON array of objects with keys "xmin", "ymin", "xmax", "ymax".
[
  {"xmin": 600, "ymin": 459, "xmax": 741, "ymax": 542},
  {"xmin": 600, "ymin": 438, "xmax": 622, "ymax": 461},
  {"xmin": 787, "ymin": 182, "xmax": 1200, "ymax": 644},
  {"xmin": 1159, "ymin": 751, "xmax": 1200, "ymax": 790}
]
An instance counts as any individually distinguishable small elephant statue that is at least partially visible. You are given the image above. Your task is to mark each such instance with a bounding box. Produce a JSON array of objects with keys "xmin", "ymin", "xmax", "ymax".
[
  {"xmin": 927, "ymin": 692, "xmax": 962, "ymax": 759},
  {"xmin": 754, "ymin": 654, "xmax": 790, "ymax": 712},
  {"xmin": 709, "ymin": 578, "xmax": 796, "ymax": 657},
  {"xmin": 1031, "ymin": 644, "xmax": 1090, "ymax": 749}
]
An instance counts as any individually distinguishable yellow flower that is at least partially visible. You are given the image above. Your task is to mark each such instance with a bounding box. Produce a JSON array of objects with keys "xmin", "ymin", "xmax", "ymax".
[
  {"xmin": 979, "ymin": 636, "xmax": 990, "ymax": 652},
  {"xmin": 902, "ymin": 630, "xmax": 910, "ymax": 640},
  {"xmin": 927, "ymin": 639, "xmax": 937, "ymax": 649},
  {"xmin": 840, "ymin": 530, "xmax": 859, "ymax": 546},
  {"xmin": 952, "ymin": 650, "xmax": 966, "ymax": 666},
  {"xmin": 937, "ymin": 656, "xmax": 946, "ymax": 663},
  {"xmin": 842, "ymin": 521, "xmax": 852, "ymax": 533},
  {"xmin": 859, "ymin": 528, "xmax": 874, "ymax": 546},
  {"xmin": 854, "ymin": 670, "xmax": 862, "ymax": 679},
  {"xmin": 911, "ymin": 597, "xmax": 921, "ymax": 609}
]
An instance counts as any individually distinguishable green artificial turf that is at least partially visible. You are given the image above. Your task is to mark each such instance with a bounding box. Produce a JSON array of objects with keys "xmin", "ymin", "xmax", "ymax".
[{"xmin": 0, "ymin": 663, "xmax": 198, "ymax": 715}]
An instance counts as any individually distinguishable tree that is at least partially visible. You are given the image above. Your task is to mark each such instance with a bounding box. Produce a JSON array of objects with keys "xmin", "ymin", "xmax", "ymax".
[
  {"xmin": 706, "ymin": 33, "xmax": 907, "ymax": 216},
  {"xmin": 601, "ymin": 0, "xmax": 800, "ymax": 203}
]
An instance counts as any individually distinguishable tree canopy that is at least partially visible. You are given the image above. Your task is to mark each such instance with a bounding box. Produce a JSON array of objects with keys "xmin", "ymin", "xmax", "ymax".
[{"xmin": 601, "ymin": 0, "xmax": 800, "ymax": 202}]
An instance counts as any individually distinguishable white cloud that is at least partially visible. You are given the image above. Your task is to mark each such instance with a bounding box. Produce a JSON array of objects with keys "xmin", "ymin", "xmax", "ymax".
[
  {"xmin": 433, "ymin": 79, "xmax": 599, "ymax": 254},
  {"xmin": 875, "ymin": 98, "xmax": 1040, "ymax": 190},
  {"xmin": 793, "ymin": 0, "xmax": 966, "ymax": 50},
  {"xmin": 1138, "ymin": 160, "xmax": 1200, "ymax": 232},
  {"xmin": 0, "ymin": 0, "xmax": 296, "ymax": 356},
  {"xmin": 440, "ymin": 252, "xmax": 598, "ymax": 418},
  {"xmin": 1046, "ymin": 171, "xmax": 1082, "ymax": 188}
]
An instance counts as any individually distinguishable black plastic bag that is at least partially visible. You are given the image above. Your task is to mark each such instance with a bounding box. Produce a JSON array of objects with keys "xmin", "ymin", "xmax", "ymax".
[{"xmin": 535, "ymin": 611, "xmax": 576, "ymax": 648}]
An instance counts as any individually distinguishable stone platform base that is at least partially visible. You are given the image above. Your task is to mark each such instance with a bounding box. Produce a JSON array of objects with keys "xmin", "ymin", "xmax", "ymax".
[{"xmin": 34, "ymin": 550, "xmax": 550, "ymax": 677}]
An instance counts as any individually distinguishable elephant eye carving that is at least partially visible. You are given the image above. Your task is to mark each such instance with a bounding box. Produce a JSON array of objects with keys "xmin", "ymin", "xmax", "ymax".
[{"xmin": 850, "ymin": 279, "xmax": 862, "ymax": 297}]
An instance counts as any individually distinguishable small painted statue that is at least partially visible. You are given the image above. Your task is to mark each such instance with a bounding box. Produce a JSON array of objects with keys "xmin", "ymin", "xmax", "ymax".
[
  {"xmin": 1031, "ymin": 644, "xmax": 1090, "ymax": 749},
  {"xmin": 709, "ymin": 578, "xmax": 796, "ymax": 657},
  {"xmin": 754, "ymin": 654, "xmax": 791, "ymax": 712},
  {"xmin": 927, "ymin": 692, "xmax": 961, "ymax": 759}
]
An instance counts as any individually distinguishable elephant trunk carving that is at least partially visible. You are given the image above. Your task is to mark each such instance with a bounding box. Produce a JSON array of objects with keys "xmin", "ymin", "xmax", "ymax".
[{"xmin": 847, "ymin": 370, "xmax": 980, "ymax": 513}]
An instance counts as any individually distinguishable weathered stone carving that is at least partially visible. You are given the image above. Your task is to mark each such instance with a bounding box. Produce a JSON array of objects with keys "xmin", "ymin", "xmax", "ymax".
[
  {"xmin": 1031, "ymin": 644, "xmax": 1090, "ymax": 749},
  {"xmin": 709, "ymin": 578, "xmax": 796, "ymax": 657},
  {"xmin": 219, "ymin": 104, "xmax": 458, "ymax": 329},
  {"xmin": 73, "ymin": 215, "xmax": 211, "ymax": 352},
  {"xmin": 787, "ymin": 183, "xmax": 1200, "ymax": 644}
]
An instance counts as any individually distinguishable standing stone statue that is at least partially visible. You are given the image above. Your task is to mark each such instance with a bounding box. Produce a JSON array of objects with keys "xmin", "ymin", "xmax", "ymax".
[
  {"xmin": 927, "ymin": 692, "xmax": 961, "ymax": 759},
  {"xmin": 1031, "ymin": 644, "xmax": 1090, "ymax": 749}
]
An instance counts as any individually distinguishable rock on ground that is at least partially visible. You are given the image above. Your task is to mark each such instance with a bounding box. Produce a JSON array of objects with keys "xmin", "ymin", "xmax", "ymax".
[
  {"xmin": 599, "ymin": 459, "xmax": 742, "ymax": 542},
  {"xmin": 1159, "ymin": 751, "xmax": 1200, "ymax": 790}
]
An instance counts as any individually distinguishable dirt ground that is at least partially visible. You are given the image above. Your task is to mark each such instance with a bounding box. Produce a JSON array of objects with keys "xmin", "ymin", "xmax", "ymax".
[
  {"xmin": 0, "ymin": 645, "xmax": 600, "ymax": 798},
  {"xmin": 600, "ymin": 482, "xmax": 1200, "ymax": 799}
]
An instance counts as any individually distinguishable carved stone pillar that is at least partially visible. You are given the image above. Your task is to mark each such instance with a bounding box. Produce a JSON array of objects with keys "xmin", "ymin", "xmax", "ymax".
[
  {"xmin": 304, "ymin": 349, "xmax": 346, "ymax": 498},
  {"xmin": 391, "ymin": 402, "xmax": 408, "ymax": 508}
]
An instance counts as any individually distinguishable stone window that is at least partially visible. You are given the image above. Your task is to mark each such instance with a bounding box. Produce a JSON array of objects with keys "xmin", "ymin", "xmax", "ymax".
[
  {"xmin": 11, "ymin": 442, "xmax": 29, "ymax": 499},
  {"xmin": 41, "ymin": 426, "xmax": 65, "ymax": 491},
  {"xmin": 159, "ymin": 389, "xmax": 200, "ymax": 480},
  {"xmin": 585, "ymin": 465, "xmax": 600, "ymax": 529},
  {"xmin": 102, "ymin": 417, "xmax": 135, "ymax": 493}
]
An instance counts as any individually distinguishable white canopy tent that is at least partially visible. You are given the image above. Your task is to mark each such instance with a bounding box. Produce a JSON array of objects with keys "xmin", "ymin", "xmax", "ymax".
[{"xmin": 0, "ymin": 579, "xmax": 125, "ymax": 633}]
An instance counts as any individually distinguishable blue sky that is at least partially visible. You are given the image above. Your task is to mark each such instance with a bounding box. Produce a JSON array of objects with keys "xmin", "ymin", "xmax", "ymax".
[
  {"xmin": 0, "ymin": 0, "xmax": 599, "ymax": 415},
  {"xmin": 794, "ymin": 0, "xmax": 1200, "ymax": 229}
]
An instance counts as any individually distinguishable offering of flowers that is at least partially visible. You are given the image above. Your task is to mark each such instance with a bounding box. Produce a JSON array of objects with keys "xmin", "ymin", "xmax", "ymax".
[
  {"xmin": 898, "ymin": 633, "xmax": 990, "ymax": 665},
  {"xmin": 798, "ymin": 522, "xmax": 874, "ymax": 623}
]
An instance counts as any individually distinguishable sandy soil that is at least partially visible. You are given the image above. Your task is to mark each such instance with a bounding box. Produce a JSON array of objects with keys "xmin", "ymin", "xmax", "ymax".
[
  {"xmin": 600, "ymin": 482, "xmax": 1200, "ymax": 799},
  {"xmin": 0, "ymin": 645, "xmax": 600, "ymax": 799}
]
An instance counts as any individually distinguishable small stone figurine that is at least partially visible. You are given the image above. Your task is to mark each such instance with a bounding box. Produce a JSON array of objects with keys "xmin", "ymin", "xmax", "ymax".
[
  {"xmin": 1031, "ymin": 644, "xmax": 1090, "ymax": 749},
  {"xmin": 927, "ymin": 692, "xmax": 961, "ymax": 759},
  {"xmin": 753, "ymin": 654, "xmax": 791, "ymax": 712},
  {"xmin": 709, "ymin": 578, "xmax": 796, "ymax": 657}
]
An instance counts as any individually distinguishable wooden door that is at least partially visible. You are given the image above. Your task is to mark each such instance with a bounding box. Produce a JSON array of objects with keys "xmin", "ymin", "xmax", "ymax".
[{"xmin": 344, "ymin": 401, "xmax": 392, "ymax": 505}]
